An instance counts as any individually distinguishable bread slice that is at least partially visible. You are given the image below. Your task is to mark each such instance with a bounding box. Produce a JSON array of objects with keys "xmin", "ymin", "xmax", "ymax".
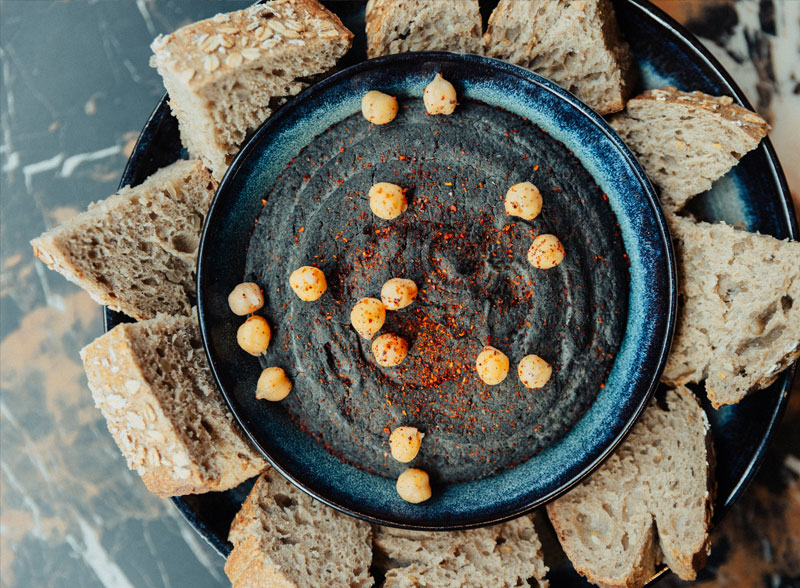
[
  {"xmin": 150, "ymin": 0, "xmax": 353, "ymax": 179},
  {"xmin": 225, "ymin": 469, "xmax": 374, "ymax": 588},
  {"xmin": 546, "ymin": 386, "xmax": 714, "ymax": 587},
  {"xmin": 372, "ymin": 516, "xmax": 549, "ymax": 588},
  {"xmin": 80, "ymin": 312, "xmax": 266, "ymax": 497},
  {"xmin": 663, "ymin": 217, "xmax": 800, "ymax": 407},
  {"xmin": 609, "ymin": 87, "xmax": 770, "ymax": 210},
  {"xmin": 365, "ymin": 0, "xmax": 483, "ymax": 58},
  {"xmin": 31, "ymin": 159, "xmax": 215, "ymax": 321},
  {"xmin": 483, "ymin": 0, "xmax": 634, "ymax": 115}
]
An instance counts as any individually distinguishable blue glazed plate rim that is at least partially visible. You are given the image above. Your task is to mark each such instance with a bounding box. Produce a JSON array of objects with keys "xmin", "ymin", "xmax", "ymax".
[{"xmin": 196, "ymin": 51, "xmax": 675, "ymax": 530}]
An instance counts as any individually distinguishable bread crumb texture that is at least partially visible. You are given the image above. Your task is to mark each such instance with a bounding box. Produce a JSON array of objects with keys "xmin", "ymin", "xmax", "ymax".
[
  {"xmin": 663, "ymin": 217, "xmax": 800, "ymax": 407},
  {"xmin": 225, "ymin": 469, "xmax": 374, "ymax": 588},
  {"xmin": 150, "ymin": 0, "xmax": 353, "ymax": 179},
  {"xmin": 80, "ymin": 313, "xmax": 266, "ymax": 496}
]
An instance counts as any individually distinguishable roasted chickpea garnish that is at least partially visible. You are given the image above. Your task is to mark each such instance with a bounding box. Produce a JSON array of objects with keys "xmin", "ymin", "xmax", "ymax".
[
  {"xmin": 476, "ymin": 346, "xmax": 509, "ymax": 385},
  {"xmin": 350, "ymin": 297, "xmax": 386, "ymax": 340},
  {"xmin": 227, "ymin": 282, "xmax": 264, "ymax": 316},
  {"xmin": 381, "ymin": 278, "xmax": 418, "ymax": 311},
  {"xmin": 369, "ymin": 182, "xmax": 407, "ymax": 220},
  {"xmin": 389, "ymin": 426, "xmax": 424, "ymax": 463},
  {"xmin": 527, "ymin": 234, "xmax": 565, "ymax": 269},
  {"xmin": 237, "ymin": 315, "xmax": 271, "ymax": 356},
  {"xmin": 518, "ymin": 354, "xmax": 552, "ymax": 389},
  {"xmin": 256, "ymin": 367, "xmax": 293, "ymax": 401},
  {"xmin": 423, "ymin": 73, "xmax": 457, "ymax": 115},
  {"xmin": 505, "ymin": 182, "xmax": 543, "ymax": 221},
  {"xmin": 289, "ymin": 266, "xmax": 327, "ymax": 301},
  {"xmin": 396, "ymin": 468, "xmax": 432, "ymax": 503},
  {"xmin": 361, "ymin": 90, "xmax": 398, "ymax": 125},
  {"xmin": 371, "ymin": 333, "xmax": 409, "ymax": 367}
]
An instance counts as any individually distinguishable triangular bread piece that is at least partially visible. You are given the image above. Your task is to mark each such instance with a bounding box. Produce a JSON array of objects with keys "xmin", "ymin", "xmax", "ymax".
[
  {"xmin": 372, "ymin": 516, "xmax": 549, "ymax": 588},
  {"xmin": 150, "ymin": 0, "xmax": 353, "ymax": 178},
  {"xmin": 31, "ymin": 160, "xmax": 215, "ymax": 321},
  {"xmin": 80, "ymin": 312, "xmax": 266, "ymax": 497},
  {"xmin": 609, "ymin": 87, "xmax": 769, "ymax": 211},
  {"xmin": 484, "ymin": 0, "xmax": 634, "ymax": 115},
  {"xmin": 365, "ymin": 0, "xmax": 484, "ymax": 58},
  {"xmin": 663, "ymin": 217, "xmax": 800, "ymax": 407},
  {"xmin": 547, "ymin": 387, "xmax": 713, "ymax": 587},
  {"xmin": 225, "ymin": 469, "xmax": 374, "ymax": 588}
]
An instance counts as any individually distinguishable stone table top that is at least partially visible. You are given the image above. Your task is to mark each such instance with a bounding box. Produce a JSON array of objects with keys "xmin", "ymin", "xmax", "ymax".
[{"xmin": 1, "ymin": 1, "xmax": 797, "ymax": 587}]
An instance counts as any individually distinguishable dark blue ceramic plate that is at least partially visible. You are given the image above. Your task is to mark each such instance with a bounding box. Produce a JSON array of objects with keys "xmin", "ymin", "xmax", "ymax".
[
  {"xmin": 107, "ymin": 0, "xmax": 797, "ymax": 583},
  {"xmin": 195, "ymin": 51, "xmax": 673, "ymax": 530}
]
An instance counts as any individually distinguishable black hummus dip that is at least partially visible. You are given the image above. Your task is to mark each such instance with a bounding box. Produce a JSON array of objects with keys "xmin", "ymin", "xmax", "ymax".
[{"xmin": 245, "ymin": 99, "xmax": 629, "ymax": 484}]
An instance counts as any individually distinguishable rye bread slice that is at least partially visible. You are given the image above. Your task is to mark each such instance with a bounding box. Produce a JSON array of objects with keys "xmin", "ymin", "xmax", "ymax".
[
  {"xmin": 547, "ymin": 387, "xmax": 714, "ymax": 587},
  {"xmin": 663, "ymin": 216, "xmax": 800, "ymax": 407},
  {"xmin": 31, "ymin": 159, "xmax": 215, "ymax": 321},
  {"xmin": 150, "ymin": 0, "xmax": 353, "ymax": 179},
  {"xmin": 365, "ymin": 0, "xmax": 484, "ymax": 58},
  {"xmin": 484, "ymin": 0, "xmax": 634, "ymax": 115},
  {"xmin": 372, "ymin": 516, "xmax": 549, "ymax": 588},
  {"xmin": 609, "ymin": 87, "xmax": 769, "ymax": 211},
  {"xmin": 225, "ymin": 469, "xmax": 374, "ymax": 588},
  {"xmin": 80, "ymin": 312, "xmax": 266, "ymax": 497}
]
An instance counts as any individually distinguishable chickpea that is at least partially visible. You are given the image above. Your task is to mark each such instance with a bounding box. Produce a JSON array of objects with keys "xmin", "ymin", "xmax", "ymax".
[
  {"xmin": 423, "ymin": 73, "xmax": 457, "ymax": 115},
  {"xmin": 381, "ymin": 278, "xmax": 418, "ymax": 311},
  {"xmin": 369, "ymin": 182, "xmax": 407, "ymax": 220},
  {"xmin": 237, "ymin": 315, "xmax": 271, "ymax": 356},
  {"xmin": 256, "ymin": 367, "xmax": 293, "ymax": 401},
  {"xmin": 350, "ymin": 297, "xmax": 386, "ymax": 340},
  {"xmin": 527, "ymin": 234, "xmax": 566, "ymax": 269},
  {"xmin": 371, "ymin": 333, "xmax": 409, "ymax": 367},
  {"xmin": 289, "ymin": 266, "xmax": 327, "ymax": 301},
  {"xmin": 362, "ymin": 90, "xmax": 398, "ymax": 125},
  {"xmin": 518, "ymin": 354, "xmax": 552, "ymax": 389},
  {"xmin": 475, "ymin": 346, "xmax": 509, "ymax": 385},
  {"xmin": 505, "ymin": 182, "xmax": 543, "ymax": 221},
  {"xmin": 396, "ymin": 468, "xmax": 432, "ymax": 504},
  {"xmin": 228, "ymin": 282, "xmax": 264, "ymax": 316},
  {"xmin": 389, "ymin": 426, "xmax": 424, "ymax": 463}
]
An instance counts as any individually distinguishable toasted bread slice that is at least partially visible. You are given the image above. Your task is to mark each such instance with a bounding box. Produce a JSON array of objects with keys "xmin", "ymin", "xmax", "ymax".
[
  {"xmin": 547, "ymin": 387, "xmax": 714, "ymax": 587},
  {"xmin": 663, "ymin": 216, "xmax": 800, "ymax": 407},
  {"xmin": 150, "ymin": 0, "xmax": 353, "ymax": 179},
  {"xmin": 484, "ymin": 0, "xmax": 634, "ymax": 115},
  {"xmin": 609, "ymin": 87, "xmax": 769, "ymax": 210},
  {"xmin": 80, "ymin": 312, "xmax": 266, "ymax": 497}
]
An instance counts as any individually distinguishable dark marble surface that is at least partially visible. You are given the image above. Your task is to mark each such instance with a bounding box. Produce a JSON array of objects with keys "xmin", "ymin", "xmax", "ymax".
[{"xmin": 0, "ymin": 1, "xmax": 797, "ymax": 587}]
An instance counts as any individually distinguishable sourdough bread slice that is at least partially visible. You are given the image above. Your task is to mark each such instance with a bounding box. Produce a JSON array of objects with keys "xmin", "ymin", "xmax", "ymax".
[
  {"xmin": 31, "ymin": 159, "xmax": 215, "ymax": 321},
  {"xmin": 80, "ymin": 313, "xmax": 266, "ymax": 497},
  {"xmin": 372, "ymin": 516, "xmax": 549, "ymax": 588},
  {"xmin": 365, "ymin": 0, "xmax": 483, "ymax": 58},
  {"xmin": 483, "ymin": 0, "xmax": 634, "ymax": 115},
  {"xmin": 225, "ymin": 469, "xmax": 373, "ymax": 588},
  {"xmin": 150, "ymin": 0, "xmax": 353, "ymax": 179},
  {"xmin": 609, "ymin": 87, "xmax": 769, "ymax": 210},
  {"xmin": 547, "ymin": 387, "xmax": 713, "ymax": 587},
  {"xmin": 663, "ymin": 217, "xmax": 800, "ymax": 407}
]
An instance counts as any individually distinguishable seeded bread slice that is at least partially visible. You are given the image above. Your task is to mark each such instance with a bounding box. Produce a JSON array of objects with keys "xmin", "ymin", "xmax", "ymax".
[
  {"xmin": 364, "ymin": 0, "xmax": 483, "ymax": 58},
  {"xmin": 609, "ymin": 87, "xmax": 770, "ymax": 210},
  {"xmin": 483, "ymin": 0, "xmax": 634, "ymax": 115},
  {"xmin": 225, "ymin": 469, "xmax": 374, "ymax": 588},
  {"xmin": 31, "ymin": 159, "xmax": 215, "ymax": 321},
  {"xmin": 80, "ymin": 313, "xmax": 266, "ymax": 497},
  {"xmin": 547, "ymin": 386, "xmax": 714, "ymax": 587},
  {"xmin": 372, "ymin": 516, "xmax": 549, "ymax": 588},
  {"xmin": 663, "ymin": 217, "xmax": 800, "ymax": 407},
  {"xmin": 150, "ymin": 0, "xmax": 353, "ymax": 179}
]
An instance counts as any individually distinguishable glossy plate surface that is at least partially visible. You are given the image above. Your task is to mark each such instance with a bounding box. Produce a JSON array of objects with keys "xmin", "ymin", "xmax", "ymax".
[
  {"xmin": 196, "ymin": 51, "xmax": 673, "ymax": 530},
  {"xmin": 107, "ymin": 0, "xmax": 796, "ymax": 582}
]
